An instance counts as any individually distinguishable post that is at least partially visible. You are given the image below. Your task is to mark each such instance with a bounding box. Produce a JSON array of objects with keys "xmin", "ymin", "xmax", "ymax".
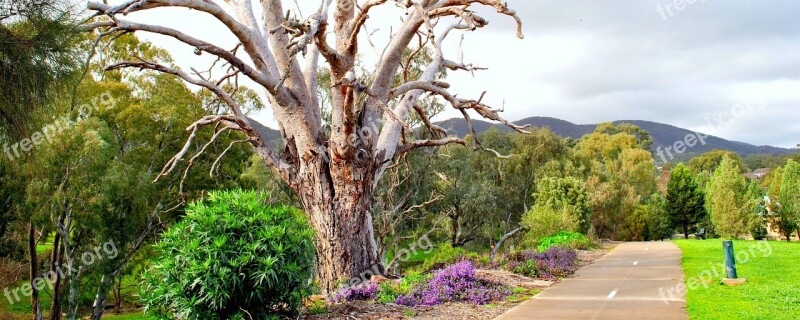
[{"xmin": 722, "ymin": 240, "xmax": 737, "ymax": 279}]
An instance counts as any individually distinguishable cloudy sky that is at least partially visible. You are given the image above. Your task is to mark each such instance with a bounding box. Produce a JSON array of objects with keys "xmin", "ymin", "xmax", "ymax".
[{"xmin": 109, "ymin": 0, "xmax": 800, "ymax": 148}]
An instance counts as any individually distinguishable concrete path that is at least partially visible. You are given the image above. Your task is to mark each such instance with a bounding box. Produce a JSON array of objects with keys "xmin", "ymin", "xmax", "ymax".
[{"xmin": 495, "ymin": 242, "xmax": 687, "ymax": 320}]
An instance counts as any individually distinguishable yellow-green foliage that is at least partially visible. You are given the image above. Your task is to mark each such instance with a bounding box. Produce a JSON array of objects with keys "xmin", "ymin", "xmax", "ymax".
[{"xmin": 521, "ymin": 205, "xmax": 580, "ymax": 245}]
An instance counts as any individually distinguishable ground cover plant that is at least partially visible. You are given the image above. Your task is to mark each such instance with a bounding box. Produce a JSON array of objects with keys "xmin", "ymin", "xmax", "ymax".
[
  {"xmin": 536, "ymin": 231, "xmax": 594, "ymax": 251},
  {"xmin": 502, "ymin": 246, "xmax": 580, "ymax": 279},
  {"xmin": 395, "ymin": 261, "xmax": 511, "ymax": 306}
]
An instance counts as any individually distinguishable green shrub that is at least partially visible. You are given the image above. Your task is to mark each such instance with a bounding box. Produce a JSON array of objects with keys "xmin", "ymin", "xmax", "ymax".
[
  {"xmin": 140, "ymin": 190, "xmax": 316, "ymax": 320},
  {"xmin": 416, "ymin": 244, "xmax": 479, "ymax": 272},
  {"xmin": 536, "ymin": 231, "xmax": 593, "ymax": 252},
  {"xmin": 521, "ymin": 205, "xmax": 579, "ymax": 245}
]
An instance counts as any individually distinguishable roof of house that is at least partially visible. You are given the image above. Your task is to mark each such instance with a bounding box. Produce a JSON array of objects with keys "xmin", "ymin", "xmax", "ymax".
[{"xmin": 744, "ymin": 168, "xmax": 772, "ymax": 179}]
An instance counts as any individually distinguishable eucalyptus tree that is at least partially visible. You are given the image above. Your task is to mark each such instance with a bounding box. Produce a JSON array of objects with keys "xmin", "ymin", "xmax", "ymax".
[
  {"xmin": 432, "ymin": 141, "xmax": 498, "ymax": 248},
  {"xmin": 575, "ymin": 123, "xmax": 656, "ymax": 239},
  {"xmin": 20, "ymin": 33, "xmax": 256, "ymax": 319},
  {"xmin": 0, "ymin": 0, "xmax": 79, "ymax": 140},
  {"xmin": 86, "ymin": 0, "xmax": 526, "ymax": 290},
  {"xmin": 688, "ymin": 150, "xmax": 747, "ymax": 175}
]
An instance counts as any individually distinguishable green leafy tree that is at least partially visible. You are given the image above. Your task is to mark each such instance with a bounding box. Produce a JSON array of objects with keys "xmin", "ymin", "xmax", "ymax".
[
  {"xmin": 532, "ymin": 177, "xmax": 591, "ymax": 233},
  {"xmin": 665, "ymin": 163, "xmax": 706, "ymax": 239},
  {"xmin": 14, "ymin": 34, "xmax": 258, "ymax": 319},
  {"xmin": 780, "ymin": 160, "xmax": 800, "ymax": 241},
  {"xmin": 521, "ymin": 205, "xmax": 579, "ymax": 245},
  {"xmin": 0, "ymin": 0, "xmax": 79, "ymax": 139},
  {"xmin": 706, "ymin": 156, "xmax": 757, "ymax": 238},
  {"xmin": 688, "ymin": 150, "xmax": 747, "ymax": 175},
  {"xmin": 432, "ymin": 141, "xmax": 497, "ymax": 247},
  {"xmin": 140, "ymin": 190, "xmax": 315, "ymax": 320},
  {"xmin": 576, "ymin": 123, "xmax": 656, "ymax": 239},
  {"xmin": 641, "ymin": 194, "xmax": 673, "ymax": 241},
  {"xmin": 767, "ymin": 166, "xmax": 795, "ymax": 241},
  {"xmin": 746, "ymin": 180, "xmax": 768, "ymax": 240}
]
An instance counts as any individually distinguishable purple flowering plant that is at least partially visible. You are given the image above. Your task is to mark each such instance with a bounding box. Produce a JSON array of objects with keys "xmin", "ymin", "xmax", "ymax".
[
  {"xmin": 330, "ymin": 282, "xmax": 380, "ymax": 303},
  {"xmin": 502, "ymin": 246, "xmax": 579, "ymax": 279},
  {"xmin": 395, "ymin": 260, "xmax": 511, "ymax": 306}
]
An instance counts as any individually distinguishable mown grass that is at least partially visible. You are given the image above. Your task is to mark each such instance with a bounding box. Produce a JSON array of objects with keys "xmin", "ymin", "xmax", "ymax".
[{"xmin": 674, "ymin": 239, "xmax": 800, "ymax": 320}]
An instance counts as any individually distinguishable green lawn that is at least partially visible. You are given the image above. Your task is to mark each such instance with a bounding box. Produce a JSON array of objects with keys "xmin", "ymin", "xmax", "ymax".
[{"xmin": 674, "ymin": 239, "xmax": 800, "ymax": 320}]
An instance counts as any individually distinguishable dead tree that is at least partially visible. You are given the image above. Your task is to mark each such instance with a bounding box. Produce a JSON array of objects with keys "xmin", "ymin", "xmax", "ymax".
[{"xmin": 86, "ymin": 0, "xmax": 526, "ymax": 291}]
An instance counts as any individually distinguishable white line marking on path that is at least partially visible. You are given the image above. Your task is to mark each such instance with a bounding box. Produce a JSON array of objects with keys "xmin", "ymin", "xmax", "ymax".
[
  {"xmin": 607, "ymin": 289, "xmax": 618, "ymax": 299},
  {"xmin": 633, "ymin": 261, "xmax": 638, "ymax": 265}
]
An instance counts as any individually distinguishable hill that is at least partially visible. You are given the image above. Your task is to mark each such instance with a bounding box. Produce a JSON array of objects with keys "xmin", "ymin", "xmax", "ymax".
[{"xmin": 437, "ymin": 116, "xmax": 794, "ymax": 157}]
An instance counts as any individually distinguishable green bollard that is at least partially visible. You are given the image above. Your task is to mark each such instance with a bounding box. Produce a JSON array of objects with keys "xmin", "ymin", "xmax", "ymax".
[{"xmin": 722, "ymin": 240, "xmax": 737, "ymax": 279}]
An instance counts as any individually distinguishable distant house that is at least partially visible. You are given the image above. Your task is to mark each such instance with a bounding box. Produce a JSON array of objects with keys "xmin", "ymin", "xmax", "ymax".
[{"xmin": 743, "ymin": 168, "xmax": 772, "ymax": 180}]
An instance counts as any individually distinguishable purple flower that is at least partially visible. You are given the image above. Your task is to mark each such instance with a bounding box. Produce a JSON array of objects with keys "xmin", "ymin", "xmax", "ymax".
[
  {"xmin": 331, "ymin": 282, "xmax": 380, "ymax": 303},
  {"xmin": 504, "ymin": 247, "xmax": 579, "ymax": 279},
  {"xmin": 396, "ymin": 261, "xmax": 510, "ymax": 306}
]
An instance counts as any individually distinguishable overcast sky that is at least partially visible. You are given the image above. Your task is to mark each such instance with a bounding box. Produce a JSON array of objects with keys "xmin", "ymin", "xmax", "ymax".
[{"xmin": 108, "ymin": 0, "xmax": 800, "ymax": 148}]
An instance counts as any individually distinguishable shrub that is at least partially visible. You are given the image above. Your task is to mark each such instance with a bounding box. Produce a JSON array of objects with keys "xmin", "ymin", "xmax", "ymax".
[
  {"xmin": 416, "ymin": 243, "xmax": 479, "ymax": 273},
  {"xmin": 396, "ymin": 261, "xmax": 510, "ymax": 306},
  {"xmin": 503, "ymin": 247, "xmax": 579, "ymax": 279},
  {"xmin": 140, "ymin": 190, "xmax": 316, "ymax": 320},
  {"xmin": 521, "ymin": 205, "xmax": 579, "ymax": 245},
  {"xmin": 536, "ymin": 231, "xmax": 593, "ymax": 252}
]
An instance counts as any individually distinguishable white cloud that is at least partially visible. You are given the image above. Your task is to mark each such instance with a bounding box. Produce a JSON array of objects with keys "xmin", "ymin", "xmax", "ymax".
[{"xmin": 100, "ymin": 0, "xmax": 800, "ymax": 148}]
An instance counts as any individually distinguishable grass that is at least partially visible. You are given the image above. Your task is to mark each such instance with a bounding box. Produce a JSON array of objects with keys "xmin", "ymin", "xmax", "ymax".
[
  {"xmin": 102, "ymin": 312, "xmax": 154, "ymax": 319},
  {"xmin": 674, "ymin": 239, "xmax": 800, "ymax": 320},
  {"xmin": 0, "ymin": 278, "xmax": 151, "ymax": 319}
]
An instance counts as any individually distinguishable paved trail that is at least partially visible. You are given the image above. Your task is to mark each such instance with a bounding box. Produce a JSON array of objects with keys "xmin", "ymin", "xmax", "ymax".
[{"xmin": 495, "ymin": 242, "xmax": 688, "ymax": 320}]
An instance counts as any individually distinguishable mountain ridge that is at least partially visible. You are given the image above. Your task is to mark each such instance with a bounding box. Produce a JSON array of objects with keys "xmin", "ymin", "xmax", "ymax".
[
  {"xmin": 248, "ymin": 116, "xmax": 796, "ymax": 157},
  {"xmin": 437, "ymin": 116, "xmax": 794, "ymax": 156}
]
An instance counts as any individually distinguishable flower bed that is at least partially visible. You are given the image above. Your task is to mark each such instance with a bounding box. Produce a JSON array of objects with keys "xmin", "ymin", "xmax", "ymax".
[
  {"xmin": 502, "ymin": 246, "xmax": 579, "ymax": 279},
  {"xmin": 331, "ymin": 261, "xmax": 511, "ymax": 307},
  {"xmin": 395, "ymin": 261, "xmax": 511, "ymax": 306}
]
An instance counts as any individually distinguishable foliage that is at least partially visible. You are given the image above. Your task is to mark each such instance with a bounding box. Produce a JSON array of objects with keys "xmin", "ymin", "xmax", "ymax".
[
  {"xmin": 767, "ymin": 166, "xmax": 795, "ymax": 240},
  {"xmin": 521, "ymin": 205, "xmax": 579, "ymax": 245},
  {"xmin": 746, "ymin": 180, "xmax": 768, "ymax": 240},
  {"xmin": 674, "ymin": 239, "xmax": 800, "ymax": 319},
  {"xmin": 140, "ymin": 190, "xmax": 316, "ymax": 320},
  {"xmin": 432, "ymin": 141, "xmax": 499, "ymax": 247},
  {"xmin": 395, "ymin": 261, "xmax": 511, "ymax": 306},
  {"xmin": 779, "ymin": 160, "xmax": 800, "ymax": 239},
  {"xmin": 502, "ymin": 247, "xmax": 579, "ymax": 279},
  {"xmin": 0, "ymin": 0, "xmax": 80, "ymax": 139},
  {"xmin": 416, "ymin": 243, "xmax": 479, "ymax": 273},
  {"xmin": 666, "ymin": 163, "xmax": 706, "ymax": 238},
  {"xmin": 688, "ymin": 150, "xmax": 747, "ymax": 175},
  {"xmin": 576, "ymin": 123, "xmax": 656, "ymax": 239},
  {"xmin": 594, "ymin": 122, "xmax": 654, "ymax": 150},
  {"xmin": 375, "ymin": 272, "xmax": 431, "ymax": 304},
  {"xmin": 706, "ymin": 156, "xmax": 758, "ymax": 238},
  {"xmin": 640, "ymin": 194, "xmax": 674, "ymax": 241},
  {"xmin": 533, "ymin": 177, "xmax": 592, "ymax": 233},
  {"xmin": 536, "ymin": 231, "xmax": 593, "ymax": 252}
]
